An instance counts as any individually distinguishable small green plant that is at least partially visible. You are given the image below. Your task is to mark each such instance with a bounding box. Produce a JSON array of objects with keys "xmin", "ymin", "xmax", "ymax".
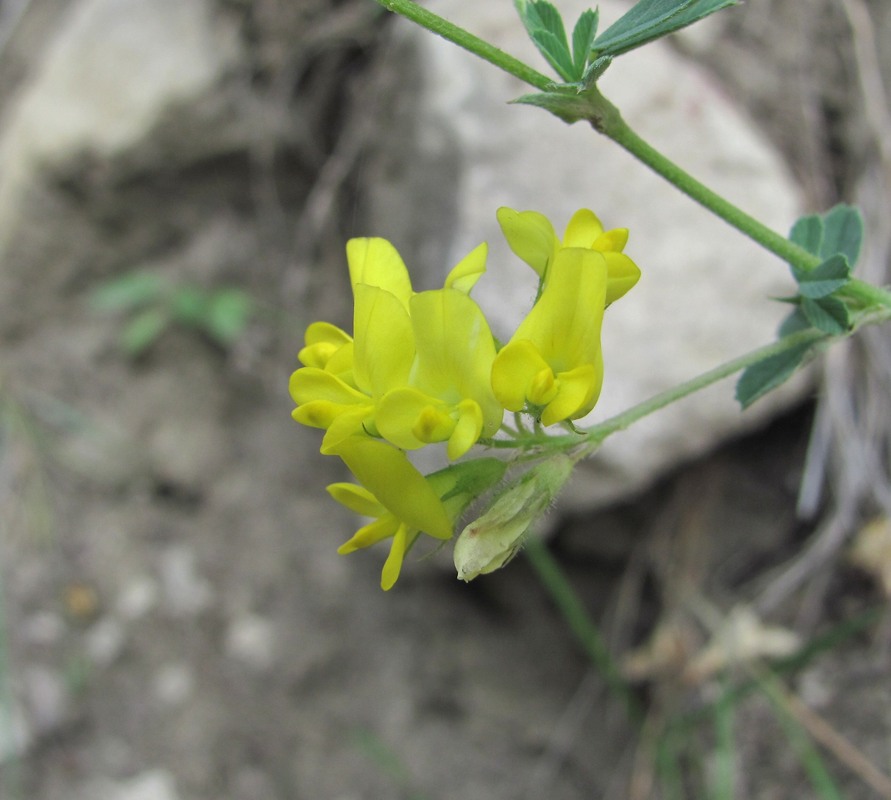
[{"xmin": 90, "ymin": 270, "xmax": 254, "ymax": 356}]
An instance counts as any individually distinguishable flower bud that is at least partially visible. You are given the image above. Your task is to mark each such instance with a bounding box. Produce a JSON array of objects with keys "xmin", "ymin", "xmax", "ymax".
[{"xmin": 454, "ymin": 455, "xmax": 574, "ymax": 581}]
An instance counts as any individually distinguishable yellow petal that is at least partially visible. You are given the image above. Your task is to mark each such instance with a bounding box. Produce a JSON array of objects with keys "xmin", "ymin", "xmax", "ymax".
[
  {"xmin": 337, "ymin": 516, "xmax": 398, "ymax": 554},
  {"xmin": 319, "ymin": 405, "xmax": 374, "ymax": 454},
  {"xmin": 304, "ymin": 320, "xmax": 351, "ymax": 348},
  {"xmin": 376, "ymin": 387, "xmax": 446, "ymax": 451},
  {"xmin": 290, "ymin": 367, "xmax": 366, "ymax": 406},
  {"xmin": 603, "ymin": 252, "xmax": 642, "ymax": 305},
  {"xmin": 562, "ymin": 208, "xmax": 604, "ymax": 248},
  {"xmin": 444, "ymin": 242, "xmax": 487, "ymax": 293},
  {"xmin": 447, "ymin": 400, "xmax": 484, "ymax": 460},
  {"xmin": 328, "ymin": 436, "xmax": 453, "ymax": 540},
  {"xmin": 409, "ymin": 289, "xmax": 501, "ymax": 436},
  {"xmin": 352, "ymin": 284, "xmax": 415, "ymax": 397},
  {"xmin": 380, "ymin": 524, "xmax": 411, "ymax": 590},
  {"xmin": 496, "ymin": 207, "xmax": 556, "ymax": 277},
  {"xmin": 593, "ymin": 228, "xmax": 629, "ymax": 252},
  {"xmin": 346, "ymin": 238, "xmax": 413, "ymax": 309},
  {"xmin": 326, "ymin": 482, "xmax": 386, "ymax": 518},
  {"xmin": 491, "ymin": 339, "xmax": 551, "ymax": 412},
  {"xmin": 511, "ymin": 248, "xmax": 607, "ymax": 370},
  {"xmin": 541, "ymin": 363, "xmax": 601, "ymax": 425},
  {"xmin": 298, "ymin": 320, "xmax": 352, "ymax": 369}
]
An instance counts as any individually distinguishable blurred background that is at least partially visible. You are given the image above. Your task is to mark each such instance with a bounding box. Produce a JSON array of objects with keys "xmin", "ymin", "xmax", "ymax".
[{"xmin": 0, "ymin": 0, "xmax": 889, "ymax": 798}]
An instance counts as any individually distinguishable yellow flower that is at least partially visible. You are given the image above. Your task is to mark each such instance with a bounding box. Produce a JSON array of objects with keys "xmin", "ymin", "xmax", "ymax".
[
  {"xmin": 491, "ymin": 248, "xmax": 607, "ymax": 426},
  {"xmin": 290, "ymin": 238, "xmax": 417, "ymax": 450},
  {"xmin": 497, "ymin": 206, "xmax": 640, "ymax": 305},
  {"xmin": 376, "ymin": 288, "xmax": 501, "ymax": 460},
  {"xmin": 325, "ymin": 436, "xmax": 455, "ymax": 590},
  {"xmin": 292, "ymin": 236, "xmax": 497, "ymax": 457}
]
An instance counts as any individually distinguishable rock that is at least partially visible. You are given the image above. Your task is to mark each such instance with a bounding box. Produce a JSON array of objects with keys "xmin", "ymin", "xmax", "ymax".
[
  {"xmin": 0, "ymin": 0, "xmax": 241, "ymax": 331},
  {"xmin": 366, "ymin": 0, "xmax": 805, "ymax": 506},
  {"xmin": 90, "ymin": 769, "xmax": 181, "ymax": 800}
]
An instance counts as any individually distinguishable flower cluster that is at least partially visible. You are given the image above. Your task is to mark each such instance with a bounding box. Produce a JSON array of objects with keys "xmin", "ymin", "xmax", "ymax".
[{"xmin": 290, "ymin": 208, "xmax": 640, "ymax": 589}]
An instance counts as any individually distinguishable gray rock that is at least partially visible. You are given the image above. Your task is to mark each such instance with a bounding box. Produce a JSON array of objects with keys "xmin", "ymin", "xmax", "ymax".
[
  {"xmin": 0, "ymin": 0, "xmax": 241, "ymax": 329},
  {"xmin": 367, "ymin": 0, "xmax": 805, "ymax": 507},
  {"xmin": 89, "ymin": 769, "xmax": 181, "ymax": 800}
]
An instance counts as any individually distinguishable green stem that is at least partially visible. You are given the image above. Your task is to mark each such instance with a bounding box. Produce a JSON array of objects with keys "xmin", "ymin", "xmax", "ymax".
[
  {"xmin": 524, "ymin": 536, "xmax": 642, "ymax": 724},
  {"xmin": 592, "ymin": 94, "xmax": 818, "ymax": 272},
  {"xmin": 374, "ymin": 0, "xmax": 891, "ymax": 316},
  {"xmin": 484, "ymin": 328, "xmax": 828, "ymax": 453},
  {"xmin": 372, "ymin": 0, "xmax": 552, "ymax": 91},
  {"xmin": 596, "ymin": 100, "xmax": 891, "ymax": 309},
  {"xmin": 581, "ymin": 328, "xmax": 826, "ymax": 447},
  {"xmin": 845, "ymin": 278, "xmax": 891, "ymax": 310}
]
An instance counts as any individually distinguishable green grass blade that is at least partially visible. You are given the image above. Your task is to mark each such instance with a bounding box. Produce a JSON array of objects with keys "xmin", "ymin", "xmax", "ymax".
[{"xmin": 524, "ymin": 536, "xmax": 642, "ymax": 723}]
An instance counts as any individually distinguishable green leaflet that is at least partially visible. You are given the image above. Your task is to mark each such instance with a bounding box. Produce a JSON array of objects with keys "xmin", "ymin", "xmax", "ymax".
[
  {"xmin": 735, "ymin": 340, "xmax": 817, "ymax": 410},
  {"xmin": 593, "ymin": 0, "xmax": 738, "ymax": 58}
]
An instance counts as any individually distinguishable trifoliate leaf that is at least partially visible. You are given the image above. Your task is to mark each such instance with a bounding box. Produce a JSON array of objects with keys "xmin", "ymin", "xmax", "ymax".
[
  {"xmin": 571, "ymin": 9, "xmax": 599, "ymax": 77},
  {"xmin": 789, "ymin": 214, "xmax": 823, "ymax": 256},
  {"xmin": 820, "ymin": 203, "xmax": 864, "ymax": 266},
  {"xmin": 593, "ymin": 0, "xmax": 737, "ymax": 58},
  {"xmin": 736, "ymin": 340, "xmax": 816, "ymax": 409},
  {"xmin": 792, "ymin": 253, "xmax": 851, "ymax": 299},
  {"xmin": 800, "ymin": 295, "xmax": 851, "ymax": 335}
]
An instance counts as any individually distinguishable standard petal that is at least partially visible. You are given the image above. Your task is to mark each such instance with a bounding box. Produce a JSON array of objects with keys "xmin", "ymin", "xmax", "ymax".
[
  {"xmin": 444, "ymin": 242, "xmax": 487, "ymax": 293},
  {"xmin": 352, "ymin": 284, "xmax": 415, "ymax": 397},
  {"xmin": 409, "ymin": 289, "xmax": 500, "ymax": 429},
  {"xmin": 496, "ymin": 207, "xmax": 556, "ymax": 277},
  {"xmin": 512, "ymin": 248, "xmax": 607, "ymax": 370},
  {"xmin": 329, "ymin": 436, "xmax": 453, "ymax": 540},
  {"xmin": 346, "ymin": 238, "xmax": 413, "ymax": 309}
]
